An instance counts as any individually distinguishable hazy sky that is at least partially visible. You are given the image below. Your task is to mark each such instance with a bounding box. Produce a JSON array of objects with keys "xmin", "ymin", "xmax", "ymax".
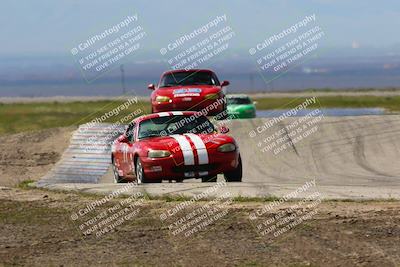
[{"xmin": 1, "ymin": 0, "xmax": 399, "ymax": 57}]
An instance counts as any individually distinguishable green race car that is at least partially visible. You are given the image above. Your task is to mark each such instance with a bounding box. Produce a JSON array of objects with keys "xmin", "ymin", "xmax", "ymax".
[{"xmin": 226, "ymin": 94, "xmax": 256, "ymax": 119}]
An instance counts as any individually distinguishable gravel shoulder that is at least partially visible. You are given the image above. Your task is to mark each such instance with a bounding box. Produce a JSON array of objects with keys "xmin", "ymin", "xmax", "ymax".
[
  {"xmin": 0, "ymin": 187, "xmax": 399, "ymax": 266},
  {"xmin": 0, "ymin": 127, "xmax": 74, "ymax": 187}
]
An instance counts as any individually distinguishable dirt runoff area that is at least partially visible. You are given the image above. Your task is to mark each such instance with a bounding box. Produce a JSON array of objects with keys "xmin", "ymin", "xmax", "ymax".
[
  {"xmin": 0, "ymin": 127, "xmax": 74, "ymax": 187},
  {"xmin": 0, "ymin": 187, "xmax": 398, "ymax": 266}
]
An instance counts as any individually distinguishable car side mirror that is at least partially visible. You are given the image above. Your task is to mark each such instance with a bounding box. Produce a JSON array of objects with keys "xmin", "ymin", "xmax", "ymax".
[
  {"xmin": 148, "ymin": 83, "xmax": 156, "ymax": 90},
  {"xmin": 221, "ymin": 80, "xmax": 230, "ymax": 87},
  {"xmin": 218, "ymin": 125, "xmax": 230, "ymax": 134},
  {"xmin": 118, "ymin": 135, "xmax": 129, "ymax": 143}
]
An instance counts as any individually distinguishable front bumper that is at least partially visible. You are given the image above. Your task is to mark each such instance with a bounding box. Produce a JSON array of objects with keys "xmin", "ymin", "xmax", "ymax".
[
  {"xmin": 141, "ymin": 150, "xmax": 240, "ymax": 180},
  {"xmin": 227, "ymin": 110, "xmax": 256, "ymax": 119}
]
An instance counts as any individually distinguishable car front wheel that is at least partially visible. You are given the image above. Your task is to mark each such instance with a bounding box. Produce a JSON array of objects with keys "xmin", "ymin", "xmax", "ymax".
[
  {"xmin": 224, "ymin": 155, "xmax": 242, "ymax": 182},
  {"xmin": 135, "ymin": 159, "xmax": 147, "ymax": 184},
  {"xmin": 135, "ymin": 158, "xmax": 162, "ymax": 183}
]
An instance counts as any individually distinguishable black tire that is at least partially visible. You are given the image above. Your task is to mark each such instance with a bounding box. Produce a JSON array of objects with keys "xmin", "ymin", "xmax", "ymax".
[
  {"xmin": 135, "ymin": 158, "xmax": 162, "ymax": 183},
  {"xmin": 135, "ymin": 158, "xmax": 147, "ymax": 184},
  {"xmin": 224, "ymin": 155, "xmax": 242, "ymax": 182},
  {"xmin": 112, "ymin": 157, "xmax": 126, "ymax": 183},
  {"xmin": 201, "ymin": 176, "xmax": 217, "ymax": 182}
]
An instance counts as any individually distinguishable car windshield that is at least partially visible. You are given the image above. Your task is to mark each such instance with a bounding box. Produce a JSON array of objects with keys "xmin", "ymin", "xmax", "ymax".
[
  {"xmin": 138, "ymin": 115, "xmax": 215, "ymax": 139},
  {"xmin": 227, "ymin": 97, "xmax": 252, "ymax": 105},
  {"xmin": 159, "ymin": 71, "xmax": 219, "ymax": 87}
]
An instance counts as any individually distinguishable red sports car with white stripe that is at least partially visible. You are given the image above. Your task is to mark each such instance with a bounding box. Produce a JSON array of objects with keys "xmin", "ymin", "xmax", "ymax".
[
  {"xmin": 148, "ymin": 69, "xmax": 229, "ymax": 116},
  {"xmin": 111, "ymin": 111, "xmax": 242, "ymax": 183}
]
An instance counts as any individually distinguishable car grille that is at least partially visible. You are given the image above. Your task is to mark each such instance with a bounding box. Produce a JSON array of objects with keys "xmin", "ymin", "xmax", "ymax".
[{"xmin": 172, "ymin": 164, "xmax": 217, "ymax": 173}]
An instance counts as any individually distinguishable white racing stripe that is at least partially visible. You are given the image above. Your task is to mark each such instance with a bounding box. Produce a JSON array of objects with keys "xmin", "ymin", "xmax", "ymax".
[
  {"xmin": 170, "ymin": 135, "xmax": 194, "ymax": 165},
  {"xmin": 185, "ymin": 133, "xmax": 209, "ymax": 164},
  {"xmin": 171, "ymin": 111, "xmax": 183, "ymax": 115},
  {"xmin": 158, "ymin": 112, "xmax": 170, "ymax": 117}
]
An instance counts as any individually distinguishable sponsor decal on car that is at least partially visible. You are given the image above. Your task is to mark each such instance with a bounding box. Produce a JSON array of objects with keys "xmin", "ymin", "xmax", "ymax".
[{"xmin": 173, "ymin": 88, "xmax": 202, "ymax": 97}]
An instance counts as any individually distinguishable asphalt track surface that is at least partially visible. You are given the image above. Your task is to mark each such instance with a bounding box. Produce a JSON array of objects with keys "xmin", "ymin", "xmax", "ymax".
[{"xmin": 36, "ymin": 115, "xmax": 400, "ymax": 199}]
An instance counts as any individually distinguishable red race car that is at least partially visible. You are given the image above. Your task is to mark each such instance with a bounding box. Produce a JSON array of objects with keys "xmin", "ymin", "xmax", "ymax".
[
  {"xmin": 148, "ymin": 69, "xmax": 229, "ymax": 117},
  {"xmin": 111, "ymin": 111, "xmax": 242, "ymax": 183}
]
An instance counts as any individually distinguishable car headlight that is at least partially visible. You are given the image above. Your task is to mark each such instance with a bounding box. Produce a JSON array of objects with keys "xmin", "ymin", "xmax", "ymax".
[
  {"xmin": 148, "ymin": 150, "xmax": 171, "ymax": 158},
  {"xmin": 155, "ymin": 96, "xmax": 171, "ymax": 103},
  {"xmin": 217, "ymin": 143, "xmax": 236, "ymax": 152},
  {"xmin": 204, "ymin": 93, "xmax": 219, "ymax": 100}
]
